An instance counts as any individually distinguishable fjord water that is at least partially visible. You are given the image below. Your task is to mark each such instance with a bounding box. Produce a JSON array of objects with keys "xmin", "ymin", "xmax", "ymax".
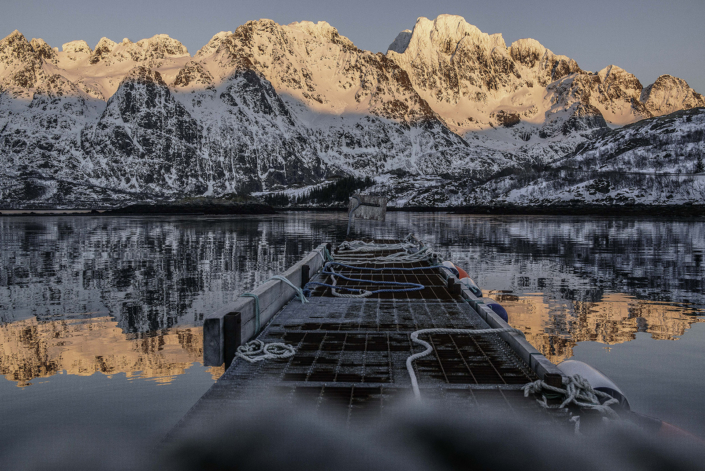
[{"xmin": 1, "ymin": 212, "xmax": 703, "ymax": 449}]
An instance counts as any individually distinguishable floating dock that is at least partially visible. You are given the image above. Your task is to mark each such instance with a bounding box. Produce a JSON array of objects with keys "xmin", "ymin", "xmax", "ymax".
[{"xmin": 170, "ymin": 238, "xmax": 568, "ymax": 437}]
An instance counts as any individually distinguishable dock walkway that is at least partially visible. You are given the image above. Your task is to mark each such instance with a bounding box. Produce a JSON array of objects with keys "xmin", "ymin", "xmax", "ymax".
[{"xmin": 170, "ymin": 239, "xmax": 566, "ymax": 437}]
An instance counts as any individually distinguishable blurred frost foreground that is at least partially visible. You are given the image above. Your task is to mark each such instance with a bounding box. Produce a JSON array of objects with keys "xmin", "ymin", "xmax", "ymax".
[{"xmin": 7, "ymin": 398, "xmax": 704, "ymax": 470}]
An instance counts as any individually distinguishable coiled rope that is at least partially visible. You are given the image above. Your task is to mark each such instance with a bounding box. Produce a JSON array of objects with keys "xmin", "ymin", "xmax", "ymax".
[
  {"xmin": 303, "ymin": 243, "xmax": 460, "ymax": 297},
  {"xmin": 235, "ymin": 274, "xmax": 307, "ymax": 364},
  {"xmin": 406, "ymin": 327, "xmax": 521, "ymax": 399},
  {"xmin": 235, "ymin": 339, "xmax": 296, "ymax": 363},
  {"xmin": 303, "ymin": 260, "xmax": 462, "ymax": 298}
]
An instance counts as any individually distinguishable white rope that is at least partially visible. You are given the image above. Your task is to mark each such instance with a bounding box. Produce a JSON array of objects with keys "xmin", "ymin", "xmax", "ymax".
[
  {"xmin": 235, "ymin": 339, "xmax": 296, "ymax": 363},
  {"xmin": 338, "ymin": 240, "xmax": 416, "ymax": 253},
  {"xmin": 335, "ymin": 240, "xmax": 446, "ymax": 266},
  {"xmin": 522, "ymin": 375, "xmax": 621, "ymax": 420},
  {"xmin": 328, "ymin": 265, "xmax": 373, "ymax": 298},
  {"xmin": 406, "ymin": 327, "xmax": 521, "ymax": 399},
  {"xmin": 336, "ymin": 246, "xmax": 440, "ymax": 265}
]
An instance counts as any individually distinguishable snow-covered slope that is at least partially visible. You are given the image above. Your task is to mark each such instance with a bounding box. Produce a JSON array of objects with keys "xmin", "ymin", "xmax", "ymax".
[
  {"xmin": 1, "ymin": 16, "xmax": 703, "ymax": 208},
  {"xmin": 461, "ymin": 108, "xmax": 705, "ymax": 206}
]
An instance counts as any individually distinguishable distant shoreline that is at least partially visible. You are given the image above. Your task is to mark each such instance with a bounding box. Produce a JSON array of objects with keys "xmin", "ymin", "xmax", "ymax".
[
  {"xmin": 284, "ymin": 205, "xmax": 705, "ymax": 216},
  {"xmin": 0, "ymin": 202, "xmax": 277, "ymax": 216},
  {"xmin": 450, "ymin": 204, "xmax": 705, "ymax": 217},
  {"xmin": 2, "ymin": 204, "xmax": 704, "ymax": 217}
]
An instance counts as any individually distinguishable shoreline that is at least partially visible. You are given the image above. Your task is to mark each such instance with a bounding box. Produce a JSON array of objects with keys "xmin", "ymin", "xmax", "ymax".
[
  {"xmin": 2, "ymin": 204, "xmax": 704, "ymax": 217},
  {"xmin": 450, "ymin": 204, "xmax": 705, "ymax": 217}
]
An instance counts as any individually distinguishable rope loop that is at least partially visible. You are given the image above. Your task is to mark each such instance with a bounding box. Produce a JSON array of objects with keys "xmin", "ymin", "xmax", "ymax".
[
  {"xmin": 269, "ymin": 275, "xmax": 309, "ymax": 304},
  {"xmin": 304, "ymin": 241, "xmax": 457, "ymax": 298},
  {"xmin": 324, "ymin": 261, "xmax": 458, "ymax": 275},
  {"xmin": 338, "ymin": 240, "xmax": 415, "ymax": 253},
  {"xmin": 235, "ymin": 340, "xmax": 296, "ymax": 363}
]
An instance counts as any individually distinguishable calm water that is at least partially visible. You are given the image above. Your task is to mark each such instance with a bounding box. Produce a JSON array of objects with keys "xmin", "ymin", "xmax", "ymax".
[{"xmin": 1, "ymin": 212, "xmax": 704, "ymax": 451}]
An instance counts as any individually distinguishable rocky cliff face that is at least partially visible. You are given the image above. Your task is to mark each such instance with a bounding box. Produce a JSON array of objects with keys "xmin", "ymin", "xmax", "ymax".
[{"xmin": 0, "ymin": 17, "xmax": 703, "ymax": 208}]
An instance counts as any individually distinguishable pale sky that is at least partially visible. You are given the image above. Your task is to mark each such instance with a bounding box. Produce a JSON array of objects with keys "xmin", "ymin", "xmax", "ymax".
[{"xmin": 2, "ymin": 0, "xmax": 704, "ymax": 92}]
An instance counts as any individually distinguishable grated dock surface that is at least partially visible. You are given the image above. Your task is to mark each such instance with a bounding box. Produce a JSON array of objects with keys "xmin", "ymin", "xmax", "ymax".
[{"xmin": 170, "ymin": 241, "xmax": 565, "ymax": 437}]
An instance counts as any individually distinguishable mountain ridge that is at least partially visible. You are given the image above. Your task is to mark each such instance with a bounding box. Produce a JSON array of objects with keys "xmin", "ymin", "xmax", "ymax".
[{"xmin": 1, "ymin": 16, "xmax": 703, "ymax": 208}]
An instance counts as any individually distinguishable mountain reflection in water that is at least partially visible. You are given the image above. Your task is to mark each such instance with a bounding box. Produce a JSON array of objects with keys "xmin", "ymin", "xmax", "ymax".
[
  {"xmin": 0, "ymin": 315, "xmax": 223, "ymax": 387},
  {"xmin": 488, "ymin": 292, "xmax": 703, "ymax": 363},
  {"xmin": 0, "ymin": 212, "xmax": 704, "ymax": 442}
]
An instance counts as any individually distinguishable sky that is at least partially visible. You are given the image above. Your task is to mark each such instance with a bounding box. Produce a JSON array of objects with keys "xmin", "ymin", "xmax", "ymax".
[{"xmin": 2, "ymin": 0, "xmax": 704, "ymax": 92}]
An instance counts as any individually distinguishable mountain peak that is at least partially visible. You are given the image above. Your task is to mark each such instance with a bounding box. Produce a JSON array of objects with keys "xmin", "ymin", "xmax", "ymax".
[
  {"xmin": 387, "ymin": 30, "xmax": 412, "ymax": 54},
  {"xmin": 3, "ymin": 30, "xmax": 25, "ymax": 41},
  {"xmin": 1, "ymin": 30, "xmax": 58, "ymax": 86},
  {"xmin": 122, "ymin": 66, "xmax": 166, "ymax": 86},
  {"xmin": 196, "ymin": 31, "xmax": 232, "ymax": 57},
  {"xmin": 62, "ymin": 40, "xmax": 92, "ymax": 55},
  {"xmin": 95, "ymin": 37, "xmax": 117, "ymax": 50},
  {"xmin": 286, "ymin": 20, "xmax": 355, "ymax": 48},
  {"xmin": 289, "ymin": 20, "xmax": 334, "ymax": 34},
  {"xmin": 408, "ymin": 15, "xmax": 506, "ymax": 53},
  {"xmin": 133, "ymin": 34, "xmax": 189, "ymax": 56},
  {"xmin": 641, "ymin": 74, "xmax": 705, "ymax": 116},
  {"xmin": 509, "ymin": 37, "xmax": 580, "ymax": 83},
  {"xmin": 0, "ymin": 30, "xmax": 34, "ymax": 60},
  {"xmin": 598, "ymin": 64, "xmax": 643, "ymax": 91},
  {"xmin": 30, "ymin": 38, "xmax": 57, "ymax": 62},
  {"xmin": 77, "ymin": 34, "xmax": 189, "ymax": 67},
  {"xmin": 509, "ymin": 38, "xmax": 549, "ymax": 65},
  {"xmin": 90, "ymin": 37, "xmax": 117, "ymax": 64},
  {"xmin": 386, "ymin": 14, "xmax": 521, "ymax": 112}
]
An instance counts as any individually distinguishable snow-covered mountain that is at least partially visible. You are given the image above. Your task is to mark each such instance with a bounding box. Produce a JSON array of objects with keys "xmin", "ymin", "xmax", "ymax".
[
  {"xmin": 1, "ymin": 15, "xmax": 703, "ymax": 208},
  {"xmin": 461, "ymin": 108, "xmax": 705, "ymax": 206},
  {"xmin": 386, "ymin": 15, "xmax": 703, "ymax": 163}
]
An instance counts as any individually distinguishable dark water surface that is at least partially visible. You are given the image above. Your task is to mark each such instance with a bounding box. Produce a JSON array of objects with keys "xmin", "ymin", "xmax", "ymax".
[{"xmin": 1, "ymin": 212, "xmax": 703, "ymax": 451}]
